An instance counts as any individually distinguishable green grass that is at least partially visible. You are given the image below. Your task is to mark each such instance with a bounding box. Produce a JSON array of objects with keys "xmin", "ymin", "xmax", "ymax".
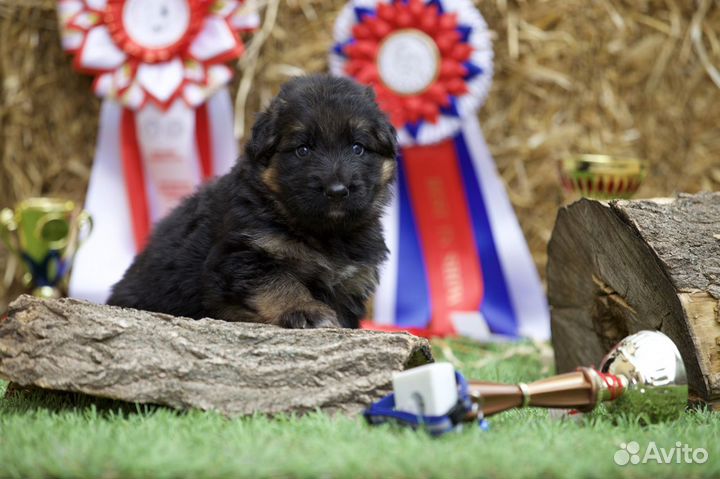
[{"xmin": 1, "ymin": 339, "xmax": 718, "ymax": 479}]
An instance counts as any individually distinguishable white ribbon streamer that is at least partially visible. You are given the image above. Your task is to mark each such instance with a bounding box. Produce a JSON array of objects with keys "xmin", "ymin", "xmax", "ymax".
[{"xmin": 69, "ymin": 89, "xmax": 238, "ymax": 303}]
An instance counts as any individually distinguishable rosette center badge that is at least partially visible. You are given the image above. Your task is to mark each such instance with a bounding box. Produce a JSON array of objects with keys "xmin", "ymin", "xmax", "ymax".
[
  {"xmin": 118, "ymin": 0, "xmax": 194, "ymax": 52},
  {"xmin": 333, "ymin": 0, "xmax": 493, "ymax": 145},
  {"xmin": 377, "ymin": 29, "xmax": 439, "ymax": 95}
]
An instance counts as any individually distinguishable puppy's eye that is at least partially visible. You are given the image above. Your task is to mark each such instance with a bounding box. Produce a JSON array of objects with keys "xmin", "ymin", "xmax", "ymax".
[
  {"xmin": 295, "ymin": 145, "xmax": 310, "ymax": 158},
  {"xmin": 352, "ymin": 143, "xmax": 365, "ymax": 156}
]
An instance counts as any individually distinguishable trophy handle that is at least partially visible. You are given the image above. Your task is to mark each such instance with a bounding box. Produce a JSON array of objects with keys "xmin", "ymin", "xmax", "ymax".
[
  {"xmin": 61, "ymin": 209, "xmax": 93, "ymax": 265},
  {"xmin": 0, "ymin": 208, "xmax": 19, "ymax": 255},
  {"xmin": 76, "ymin": 210, "xmax": 93, "ymax": 247},
  {"xmin": 468, "ymin": 368, "xmax": 626, "ymax": 416}
]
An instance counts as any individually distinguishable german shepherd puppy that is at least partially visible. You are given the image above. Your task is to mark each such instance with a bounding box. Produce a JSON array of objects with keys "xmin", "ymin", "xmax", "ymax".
[{"xmin": 108, "ymin": 75, "xmax": 398, "ymax": 329}]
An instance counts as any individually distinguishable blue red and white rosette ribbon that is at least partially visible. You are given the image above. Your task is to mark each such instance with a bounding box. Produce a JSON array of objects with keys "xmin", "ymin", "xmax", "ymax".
[
  {"xmin": 57, "ymin": 0, "xmax": 258, "ymax": 303},
  {"xmin": 331, "ymin": 0, "xmax": 549, "ymax": 340}
]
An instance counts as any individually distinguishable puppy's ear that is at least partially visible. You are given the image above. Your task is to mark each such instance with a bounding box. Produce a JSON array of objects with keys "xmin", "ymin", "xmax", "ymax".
[
  {"xmin": 361, "ymin": 85, "xmax": 397, "ymax": 158},
  {"xmin": 245, "ymin": 103, "xmax": 281, "ymax": 166},
  {"xmin": 375, "ymin": 117, "xmax": 398, "ymax": 159}
]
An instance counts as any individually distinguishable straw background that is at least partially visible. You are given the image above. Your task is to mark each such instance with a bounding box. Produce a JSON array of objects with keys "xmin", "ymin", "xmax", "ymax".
[{"xmin": 1, "ymin": 0, "xmax": 719, "ymax": 313}]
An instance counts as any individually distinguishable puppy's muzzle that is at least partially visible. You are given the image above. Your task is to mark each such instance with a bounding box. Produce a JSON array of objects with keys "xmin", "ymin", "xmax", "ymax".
[{"xmin": 324, "ymin": 182, "xmax": 350, "ymax": 200}]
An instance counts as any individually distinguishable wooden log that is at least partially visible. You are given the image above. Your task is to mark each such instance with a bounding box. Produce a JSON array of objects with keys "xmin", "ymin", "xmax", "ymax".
[
  {"xmin": 0, "ymin": 295, "xmax": 432, "ymax": 416},
  {"xmin": 548, "ymin": 192, "xmax": 720, "ymax": 407}
]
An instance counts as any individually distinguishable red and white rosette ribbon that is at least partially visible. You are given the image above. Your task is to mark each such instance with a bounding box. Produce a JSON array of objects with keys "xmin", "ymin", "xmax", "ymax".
[
  {"xmin": 58, "ymin": 0, "xmax": 259, "ymax": 303},
  {"xmin": 331, "ymin": 0, "xmax": 549, "ymax": 340}
]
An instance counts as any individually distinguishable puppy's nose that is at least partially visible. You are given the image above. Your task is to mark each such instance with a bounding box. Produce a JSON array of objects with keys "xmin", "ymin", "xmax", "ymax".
[{"xmin": 324, "ymin": 182, "xmax": 349, "ymax": 199}]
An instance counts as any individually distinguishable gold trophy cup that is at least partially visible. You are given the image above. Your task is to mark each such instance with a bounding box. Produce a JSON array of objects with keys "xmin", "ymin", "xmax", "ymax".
[
  {"xmin": 0, "ymin": 197, "xmax": 92, "ymax": 298},
  {"xmin": 559, "ymin": 154, "xmax": 647, "ymax": 200}
]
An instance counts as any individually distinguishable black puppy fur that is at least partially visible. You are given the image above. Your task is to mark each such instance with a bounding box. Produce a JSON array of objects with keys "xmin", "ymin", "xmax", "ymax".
[{"xmin": 108, "ymin": 75, "xmax": 398, "ymax": 329}]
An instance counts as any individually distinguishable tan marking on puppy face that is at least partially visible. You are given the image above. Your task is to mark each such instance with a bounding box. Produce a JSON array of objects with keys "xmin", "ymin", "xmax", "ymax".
[
  {"xmin": 261, "ymin": 163, "xmax": 281, "ymax": 193},
  {"xmin": 288, "ymin": 121, "xmax": 306, "ymax": 133},
  {"xmin": 381, "ymin": 159, "xmax": 396, "ymax": 184},
  {"xmin": 349, "ymin": 117, "xmax": 372, "ymax": 134}
]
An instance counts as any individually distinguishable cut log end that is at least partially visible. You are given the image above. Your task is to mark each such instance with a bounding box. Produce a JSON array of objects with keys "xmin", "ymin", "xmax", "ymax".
[
  {"xmin": 0, "ymin": 295, "xmax": 433, "ymax": 416},
  {"xmin": 548, "ymin": 193, "xmax": 720, "ymax": 407}
]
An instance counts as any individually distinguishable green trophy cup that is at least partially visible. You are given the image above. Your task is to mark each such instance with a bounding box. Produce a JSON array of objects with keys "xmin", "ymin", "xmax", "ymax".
[{"xmin": 0, "ymin": 197, "xmax": 92, "ymax": 298}]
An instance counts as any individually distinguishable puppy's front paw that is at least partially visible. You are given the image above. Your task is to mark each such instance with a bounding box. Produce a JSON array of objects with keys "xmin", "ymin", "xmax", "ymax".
[{"xmin": 277, "ymin": 303, "xmax": 340, "ymax": 329}]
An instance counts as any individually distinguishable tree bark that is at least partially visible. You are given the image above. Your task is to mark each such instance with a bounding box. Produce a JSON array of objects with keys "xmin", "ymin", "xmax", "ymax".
[
  {"xmin": 0, "ymin": 295, "xmax": 432, "ymax": 416},
  {"xmin": 548, "ymin": 192, "xmax": 720, "ymax": 407}
]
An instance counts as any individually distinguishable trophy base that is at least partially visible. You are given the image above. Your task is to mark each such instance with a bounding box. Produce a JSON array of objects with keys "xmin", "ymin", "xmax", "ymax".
[{"xmin": 32, "ymin": 286, "xmax": 62, "ymax": 299}]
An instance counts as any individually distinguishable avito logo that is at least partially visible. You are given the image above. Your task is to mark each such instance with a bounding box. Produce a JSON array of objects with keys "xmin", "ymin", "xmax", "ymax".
[{"xmin": 614, "ymin": 441, "xmax": 708, "ymax": 466}]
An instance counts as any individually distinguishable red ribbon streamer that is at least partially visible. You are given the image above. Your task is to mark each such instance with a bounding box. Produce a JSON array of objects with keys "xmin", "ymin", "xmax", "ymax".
[
  {"xmin": 402, "ymin": 139, "xmax": 484, "ymax": 335},
  {"xmin": 120, "ymin": 104, "xmax": 215, "ymax": 252},
  {"xmin": 121, "ymin": 108, "xmax": 151, "ymax": 252},
  {"xmin": 599, "ymin": 372, "xmax": 625, "ymax": 400},
  {"xmin": 195, "ymin": 102, "xmax": 214, "ymax": 181}
]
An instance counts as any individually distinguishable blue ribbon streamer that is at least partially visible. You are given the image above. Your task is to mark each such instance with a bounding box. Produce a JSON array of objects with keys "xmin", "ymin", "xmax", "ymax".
[
  {"xmin": 454, "ymin": 132, "xmax": 518, "ymax": 336},
  {"xmin": 395, "ymin": 153, "xmax": 433, "ymax": 328}
]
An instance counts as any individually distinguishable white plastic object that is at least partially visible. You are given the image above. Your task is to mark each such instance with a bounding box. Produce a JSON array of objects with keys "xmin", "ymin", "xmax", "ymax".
[{"xmin": 392, "ymin": 363, "xmax": 458, "ymax": 416}]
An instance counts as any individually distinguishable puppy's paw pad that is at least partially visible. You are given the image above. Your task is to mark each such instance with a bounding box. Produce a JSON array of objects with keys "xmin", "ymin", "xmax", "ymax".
[{"xmin": 278, "ymin": 307, "xmax": 339, "ymax": 329}]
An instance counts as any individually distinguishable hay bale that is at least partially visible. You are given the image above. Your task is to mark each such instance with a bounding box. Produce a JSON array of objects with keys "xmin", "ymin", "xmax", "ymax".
[{"xmin": 1, "ymin": 0, "xmax": 719, "ymax": 313}]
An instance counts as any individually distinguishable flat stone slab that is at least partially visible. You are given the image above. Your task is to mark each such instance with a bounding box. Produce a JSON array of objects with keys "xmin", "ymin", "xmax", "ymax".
[{"xmin": 0, "ymin": 296, "xmax": 432, "ymax": 416}]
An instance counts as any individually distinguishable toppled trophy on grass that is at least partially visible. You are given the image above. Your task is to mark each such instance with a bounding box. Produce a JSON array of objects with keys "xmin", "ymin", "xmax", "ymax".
[
  {"xmin": 470, "ymin": 330, "xmax": 686, "ymax": 422},
  {"xmin": 369, "ymin": 331, "xmax": 687, "ymax": 434}
]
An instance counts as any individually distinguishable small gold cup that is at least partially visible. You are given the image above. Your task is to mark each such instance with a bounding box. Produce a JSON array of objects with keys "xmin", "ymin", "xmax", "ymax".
[
  {"xmin": 559, "ymin": 154, "xmax": 647, "ymax": 200},
  {"xmin": 0, "ymin": 197, "xmax": 93, "ymax": 298}
]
